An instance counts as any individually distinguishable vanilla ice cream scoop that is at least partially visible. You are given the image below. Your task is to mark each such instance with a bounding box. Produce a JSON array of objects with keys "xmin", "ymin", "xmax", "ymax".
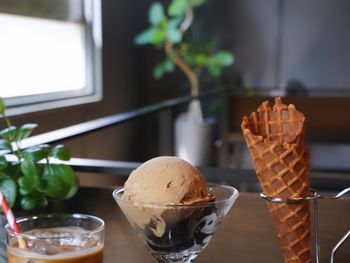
[{"xmin": 123, "ymin": 156, "xmax": 212, "ymax": 205}]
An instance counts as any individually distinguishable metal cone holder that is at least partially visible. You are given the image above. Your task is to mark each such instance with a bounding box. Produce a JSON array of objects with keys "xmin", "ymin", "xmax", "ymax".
[{"xmin": 260, "ymin": 187, "xmax": 350, "ymax": 263}]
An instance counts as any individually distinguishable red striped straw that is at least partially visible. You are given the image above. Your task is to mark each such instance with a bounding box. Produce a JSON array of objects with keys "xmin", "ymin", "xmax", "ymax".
[{"xmin": 0, "ymin": 190, "xmax": 27, "ymax": 248}]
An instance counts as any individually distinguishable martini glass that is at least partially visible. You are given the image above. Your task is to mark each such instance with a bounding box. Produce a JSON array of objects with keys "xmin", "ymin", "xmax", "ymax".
[{"xmin": 113, "ymin": 183, "xmax": 239, "ymax": 263}]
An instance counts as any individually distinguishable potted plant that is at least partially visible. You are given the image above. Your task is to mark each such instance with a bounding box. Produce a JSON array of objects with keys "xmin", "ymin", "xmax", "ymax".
[
  {"xmin": 0, "ymin": 97, "xmax": 79, "ymax": 261},
  {"xmin": 135, "ymin": 0, "xmax": 234, "ymax": 165}
]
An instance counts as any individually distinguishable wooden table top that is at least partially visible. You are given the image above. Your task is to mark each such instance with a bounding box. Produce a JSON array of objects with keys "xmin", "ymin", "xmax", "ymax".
[{"xmin": 67, "ymin": 187, "xmax": 350, "ymax": 263}]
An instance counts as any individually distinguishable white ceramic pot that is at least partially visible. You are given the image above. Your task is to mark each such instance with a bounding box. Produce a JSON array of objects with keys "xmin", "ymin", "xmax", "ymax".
[{"xmin": 174, "ymin": 113, "xmax": 216, "ymax": 166}]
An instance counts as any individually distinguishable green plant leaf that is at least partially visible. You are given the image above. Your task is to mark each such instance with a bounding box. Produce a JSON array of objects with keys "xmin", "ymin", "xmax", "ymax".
[
  {"xmin": 17, "ymin": 123, "xmax": 38, "ymax": 141},
  {"xmin": 0, "ymin": 139, "xmax": 11, "ymax": 151},
  {"xmin": 190, "ymin": 0, "xmax": 205, "ymax": 7},
  {"xmin": 0, "ymin": 97, "xmax": 5, "ymax": 115},
  {"xmin": 20, "ymin": 157, "xmax": 37, "ymax": 177},
  {"xmin": 167, "ymin": 26, "xmax": 182, "ymax": 43},
  {"xmin": 207, "ymin": 64, "xmax": 222, "ymax": 77},
  {"xmin": 0, "ymin": 172, "xmax": 8, "ymax": 178},
  {"xmin": 38, "ymin": 173, "xmax": 64, "ymax": 199},
  {"xmin": 2, "ymin": 163, "xmax": 19, "ymax": 179},
  {"xmin": 18, "ymin": 175, "xmax": 38, "ymax": 195},
  {"xmin": 23, "ymin": 144, "xmax": 50, "ymax": 162},
  {"xmin": 0, "ymin": 126, "xmax": 16, "ymax": 141},
  {"xmin": 153, "ymin": 63, "xmax": 166, "ymax": 80},
  {"xmin": 183, "ymin": 53, "xmax": 196, "ymax": 65},
  {"xmin": 169, "ymin": 15, "xmax": 184, "ymax": 28},
  {"xmin": 134, "ymin": 28, "xmax": 155, "ymax": 45},
  {"xmin": 193, "ymin": 53, "xmax": 208, "ymax": 65},
  {"xmin": 20, "ymin": 195, "xmax": 37, "ymax": 211},
  {"xmin": 40, "ymin": 164, "xmax": 79, "ymax": 200},
  {"xmin": 65, "ymin": 172, "xmax": 79, "ymax": 200},
  {"xmin": 149, "ymin": 2, "xmax": 165, "ymax": 26},
  {"xmin": 153, "ymin": 59, "xmax": 175, "ymax": 79},
  {"xmin": 212, "ymin": 51, "xmax": 234, "ymax": 66},
  {"xmin": 31, "ymin": 191, "xmax": 48, "ymax": 207},
  {"xmin": 0, "ymin": 156, "xmax": 7, "ymax": 170},
  {"xmin": 168, "ymin": 0, "xmax": 188, "ymax": 16},
  {"xmin": 49, "ymin": 145, "xmax": 71, "ymax": 161},
  {"xmin": 0, "ymin": 176, "xmax": 17, "ymax": 211},
  {"xmin": 150, "ymin": 29, "xmax": 166, "ymax": 44},
  {"xmin": 164, "ymin": 59, "xmax": 175, "ymax": 72},
  {"xmin": 37, "ymin": 144, "xmax": 51, "ymax": 154}
]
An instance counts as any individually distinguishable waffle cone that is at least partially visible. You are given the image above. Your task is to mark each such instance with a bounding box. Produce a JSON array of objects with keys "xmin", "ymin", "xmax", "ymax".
[{"xmin": 241, "ymin": 97, "xmax": 311, "ymax": 263}]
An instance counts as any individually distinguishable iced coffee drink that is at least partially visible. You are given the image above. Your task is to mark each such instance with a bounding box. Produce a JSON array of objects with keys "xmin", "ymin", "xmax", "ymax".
[{"xmin": 5, "ymin": 214, "xmax": 104, "ymax": 263}]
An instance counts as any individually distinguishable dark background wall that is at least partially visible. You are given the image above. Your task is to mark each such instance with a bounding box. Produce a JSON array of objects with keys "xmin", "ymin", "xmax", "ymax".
[
  {"xmin": 208, "ymin": 0, "xmax": 350, "ymax": 139},
  {"xmin": 207, "ymin": 0, "xmax": 350, "ymax": 95}
]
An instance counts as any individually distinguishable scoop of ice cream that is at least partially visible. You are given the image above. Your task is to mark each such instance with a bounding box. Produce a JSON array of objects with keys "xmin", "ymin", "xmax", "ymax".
[{"xmin": 123, "ymin": 156, "xmax": 210, "ymax": 205}]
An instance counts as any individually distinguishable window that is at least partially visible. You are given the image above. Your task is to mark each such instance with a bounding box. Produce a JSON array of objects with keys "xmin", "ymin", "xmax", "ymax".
[{"xmin": 0, "ymin": 0, "xmax": 102, "ymax": 115}]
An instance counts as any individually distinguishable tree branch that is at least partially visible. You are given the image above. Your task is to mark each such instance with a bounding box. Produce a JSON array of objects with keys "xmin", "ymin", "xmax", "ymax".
[
  {"xmin": 180, "ymin": 5, "xmax": 193, "ymax": 33},
  {"xmin": 165, "ymin": 5, "xmax": 199, "ymax": 96},
  {"xmin": 165, "ymin": 41, "xmax": 199, "ymax": 96}
]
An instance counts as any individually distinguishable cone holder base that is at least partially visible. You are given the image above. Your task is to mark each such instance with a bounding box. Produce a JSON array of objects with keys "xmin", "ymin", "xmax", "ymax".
[{"xmin": 260, "ymin": 187, "xmax": 350, "ymax": 263}]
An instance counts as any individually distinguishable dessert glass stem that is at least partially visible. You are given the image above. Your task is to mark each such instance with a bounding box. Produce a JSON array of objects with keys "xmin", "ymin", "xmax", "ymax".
[{"xmin": 153, "ymin": 252, "xmax": 198, "ymax": 263}]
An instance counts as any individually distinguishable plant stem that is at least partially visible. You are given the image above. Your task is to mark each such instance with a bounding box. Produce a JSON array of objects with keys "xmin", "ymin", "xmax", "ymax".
[
  {"xmin": 165, "ymin": 5, "xmax": 203, "ymax": 122},
  {"xmin": 164, "ymin": 6, "xmax": 199, "ymax": 97},
  {"xmin": 180, "ymin": 5, "xmax": 194, "ymax": 33},
  {"xmin": 3, "ymin": 113, "xmax": 12, "ymax": 128},
  {"xmin": 165, "ymin": 41, "xmax": 199, "ymax": 97},
  {"xmin": 3, "ymin": 114, "xmax": 21, "ymax": 159}
]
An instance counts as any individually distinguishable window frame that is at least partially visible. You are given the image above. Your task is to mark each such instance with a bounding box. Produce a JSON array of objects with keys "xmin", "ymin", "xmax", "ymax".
[{"xmin": 4, "ymin": 0, "xmax": 103, "ymax": 116}]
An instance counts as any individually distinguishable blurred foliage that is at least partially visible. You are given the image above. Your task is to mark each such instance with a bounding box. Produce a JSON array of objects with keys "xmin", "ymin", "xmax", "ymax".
[
  {"xmin": 0, "ymin": 97, "xmax": 79, "ymax": 211},
  {"xmin": 135, "ymin": 0, "xmax": 234, "ymax": 85}
]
